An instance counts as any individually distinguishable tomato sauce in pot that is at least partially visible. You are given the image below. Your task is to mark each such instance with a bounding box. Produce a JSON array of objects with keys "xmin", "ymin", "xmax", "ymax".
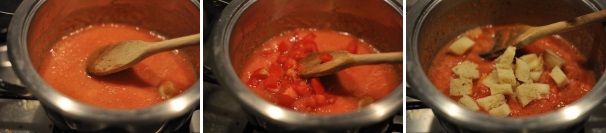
[
  {"xmin": 428, "ymin": 25, "xmax": 595, "ymax": 117},
  {"xmin": 240, "ymin": 29, "xmax": 400, "ymax": 114},
  {"xmin": 39, "ymin": 23, "xmax": 197, "ymax": 109}
]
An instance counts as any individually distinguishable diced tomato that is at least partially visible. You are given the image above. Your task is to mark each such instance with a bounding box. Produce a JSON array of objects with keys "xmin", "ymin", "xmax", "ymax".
[
  {"xmin": 269, "ymin": 64, "xmax": 284, "ymax": 78},
  {"xmin": 314, "ymin": 94, "xmax": 327, "ymax": 106},
  {"xmin": 263, "ymin": 76, "xmax": 279, "ymax": 91},
  {"xmin": 292, "ymin": 85, "xmax": 313, "ymax": 97},
  {"xmin": 305, "ymin": 96, "xmax": 318, "ymax": 107},
  {"xmin": 300, "ymin": 33, "xmax": 316, "ymax": 43},
  {"xmin": 250, "ymin": 68, "xmax": 269, "ymax": 80},
  {"xmin": 302, "ymin": 42, "xmax": 318, "ymax": 53},
  {"xmin": 346, "ymin": 40, "xmax": 358, "ymax": 54},
  {"xmin": 318, "ymin": 53, "xmax": 333, "ymax": 62},
  {"xmin": 262, "ymin": 48, "xmax": 274, "ymax": 56},
  {"xmin": 285, "ymin": 58, "xmax": 298, "ymax": 69},
  {"xmin": 277, "ymin": 54, "xmax": 289, "ymax": 64},
  {"xmin": 277, "ymin": 93, "xmax": 296, "ymax": 107},
  {"xmin": 311, "ymin": 78, "xmax": 326, "ymax": 94},
  {"xmin": 278, "ymin": 41, "xmax": 290, "ymax": 53},
  {"xmin": 247, "ymin": 78, "xmax": 260, "ymax": 87}
]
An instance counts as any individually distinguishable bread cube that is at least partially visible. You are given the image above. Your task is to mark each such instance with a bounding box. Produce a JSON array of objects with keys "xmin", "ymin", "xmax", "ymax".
[
  {"xmin": 496, "ymin": 46, "xmax": 516, "ymax": 65},
  {"xmin": 519, "ymin": 53, "xmax": 538, "ymax": 63},
  {"xmin": 452, "ymin": 61, "xmax": 480, "ymax": 79},
  {"xmin": 530, "ymin": 71, "xmax": 543, "ymax": 81},
  {"xmin": 488, "ymin": 103, "xmax": 511, "ymax": 117},
  {"xmin": 489, "ymin": 84, "xmax": 513, "ymax": 95},
  {"xmin": 466, "ymin": 27, "xmax": 483, "ymax": 38},
  {"xmin": 448, "ymin": 37, "xmax": 475, "ymax": 55},
  {"xmin": 520, "ymin": 54, "xmax": 544, "ymax": 71},
  {"xmin": 515, "ymin": 58, "xmax": 532, "ymax": 83},
  {"xmin": 543, "ymin": 50, "xmax": 564, "ymax": 68},
  {"xmin": 550, "ymin": 66, "xmax": 569, "ymax": 87},
  {"xmin": 476, "ymin": 94, "xmax": 506, "ymax": 110},
  {"xmin": 482, "ymin": 70, "xmax": 499, "ymax": 87},
  {"xmin": 450, "ymin": 78, "xmax": 473, "ymax": 96},
  {"xmin": 458, "ymin": 95, "xmax": 480, "ymax": 111},
  {"xmin": 497, "ymin": 67, "xmax": 517, "ymax": 86},
  {"xmin": 516, "ymin": 83, "xmax": 550, "ymax": 107}
]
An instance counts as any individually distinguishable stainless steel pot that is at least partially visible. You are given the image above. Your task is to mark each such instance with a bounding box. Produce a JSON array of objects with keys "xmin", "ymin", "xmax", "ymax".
[
  {"xmin": 7, "ymin": 0, "xmax": 200, "ymax": 132},
  {"xmin": 407, "ymin": 0, "xmax": 606, "ymax": 132},
  {"xmin": 211, "ymin": 0, "xmax": 403, "ymax": 131}
]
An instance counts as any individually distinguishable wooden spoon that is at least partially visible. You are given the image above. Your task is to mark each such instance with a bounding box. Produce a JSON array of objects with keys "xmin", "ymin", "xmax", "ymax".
[
  {"xmin": 298, "ymin": 50, "xmax": 402, "ymax": 78},
  {"xmin": 86, "ymin": 33, "xmax": 200, "ymax": 76},
  {"xmin": 480, "ymin": 10, "xmax": 606, "ymax": 58}
]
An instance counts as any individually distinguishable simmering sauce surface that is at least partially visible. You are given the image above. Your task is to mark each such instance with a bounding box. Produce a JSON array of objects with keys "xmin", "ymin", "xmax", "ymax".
[
  {"xmin": 39, "ymin": 24, "xmax": 197, "ymax": 109},
  {"xmin": 240, "ymin": 29, "xmax": 400, "ymax": 114},
  {"xmin": 428, "ymin": 25, "xmax": 595, "ymax": 117}
]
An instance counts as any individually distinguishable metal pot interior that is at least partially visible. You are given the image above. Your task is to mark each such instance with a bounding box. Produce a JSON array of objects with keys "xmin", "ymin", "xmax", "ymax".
[
  {"xmin": 27, "ymin": 0, "xmax": 200, "ymax": 73},
  {"xmin": 229, "ymin": 0, "xmax": 403, "ymax": 76},
  {"xmin": 216, "ymin": 0, "xmax": 403, "ymax": 130},
  {"xmin": 417, "ymin": 0, "xmax": 606, "ymax": 76},
  {"xmin": 409, "ymin": 0, "xmax": 606, "ymax": 131}
]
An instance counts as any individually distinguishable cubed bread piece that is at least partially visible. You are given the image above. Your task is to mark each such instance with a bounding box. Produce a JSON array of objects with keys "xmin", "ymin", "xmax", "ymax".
[
  {"xmin": 530, "ymin": 70, "xmax": 543, "ymax": 81},
  {"xmin": 543, "ymin": 50, "xmax": 564, "ymax": 68},
  {"xmin": 495, "ymin": 63, "xmax": 514, "ymax": 69},
  {"xmin": 482, "ymin": 70, "xmax": 498, "ymax": 87},
  {"xmin": 496, "ymin": 46, "xmax": 516, "ymax": 65},
  {"xmin": 497, "ymin": 67, "xmax": 517, "ymax": 86},
  {"xmin": 550, "ymin": 66, "xmax": 569, "ymax": 87},
  {"xmin": 516, "ymin": 83, "xmax": 550, "ymax": 107},
  {"xmin": 488, "ymin": 103, "xmax": 511, "ymax": 117},
  {"xmin": 458, "ymin": 95, "xmax": 480, "ymax": 111},
  {"xmin": 448, "ymin": 37, "xmax": 475, "ymax": 55},
  {"xmin": 489, "ymin": 84, "xmax": 513, "ymax": 95},
  {"xmin": 450, "ymin": 78, "xmax": 473, "ymax": 96},
  {"xmin": 466, "ymin": 27, "xmax": 483, "ymax": 38},
  {"xmin": 452, "ymin": 61, "xmax": 480, "ymax": 79},
  {"xmin": 520, "ymin": 54, "xmax": 543, "ymax": 71},
  {"xmin": 476, "ymin": 94, "xmax": 506, "ymax": 110},
  {"xmin": 519, "ymin": 53, "xmax": 538, "ymax": 63},
  {"xmin": 515, "ymin": 58, "xmax": 532, "ymax": 83}
]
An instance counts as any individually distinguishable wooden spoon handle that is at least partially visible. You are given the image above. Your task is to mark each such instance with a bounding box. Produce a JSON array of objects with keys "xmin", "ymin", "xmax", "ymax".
[
  {"xmin": 528, "ymin": 10, "xmax": 606, "ymax": 43},
  {"xmin": 149, "ymin": 33, "xmax": 200, "ymax": 52},
  {"xmin": 350, "ymin": 52, "xmax": 403, "ymax": 66}
]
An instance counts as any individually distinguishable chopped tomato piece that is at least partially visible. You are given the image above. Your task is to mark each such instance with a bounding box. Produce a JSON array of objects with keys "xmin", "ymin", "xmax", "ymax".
[
  {"xmin": 346, "ymin": 40, "xmax": 358, "ymax": 54},
  {"xmin": 263, "ymin": 76, "xmax": 279, "ymax": 90},
  {"xmin": 277, "ymin": 93, "xmax": 296, "ymax": 107},
  {"xmin": 278, "ymin": 41, "xmax": 290, "ymax": 53},
  {"xmin": 247, "ymin": 78, "xmax": 260, "ymax": 87},
  {"xmin": 300, "ymin": 33, "xmax": 317, "ymax": 43},
  {"xmin": 277, "ymin": 54, "xmax": 289, "ymax": 64},
  {"xmin": 311, "ymin": 78, "xmax": 326, "ymax": 94},
  {"xmin": 314, "ymin": 94, "xmax": 328, "ymax": 106},
  {"xmin": 318, "ymin": 53, "xmax": 333, "ymax": 62},
  {"xmin": 302, "ymin": 42, "xmax": 318, "ymax": 53},
  {"xmin": 250, "ymin": 68, "xmax": 269, "ymax": 80},
  {"xmin": 269, "ymin": 64, "xmax": 284, "ymax": 78},
  {"xmin": 285, "ymin": 58, "xmax": 298, "ymax": 69},
  {"xmin": 262, "ymin": 48, "xmax": 274, "ymax": 56},
  {"xmin": 292, "ymin": 85, "xmax": 312, "ymax": 97}
]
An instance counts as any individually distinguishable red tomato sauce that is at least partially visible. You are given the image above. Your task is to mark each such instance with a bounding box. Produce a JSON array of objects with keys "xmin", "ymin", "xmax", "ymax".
[
  {"xmin": 428, "ymin": 25, "xmax": 595, "ymax": 117},
  {"xmin": 38, "ymin": 23, "xmax": 197, "ymax": 109},
  {"xmin": 240, "ymin": 29, "xmax": 400, "ymax": 114}
]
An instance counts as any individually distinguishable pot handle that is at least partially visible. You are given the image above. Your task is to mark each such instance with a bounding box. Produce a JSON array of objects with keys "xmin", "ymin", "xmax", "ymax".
[
  {"xmin": 203, "ymin": 66, "xmax": 219, "ymax": 84},
  {"xmin": 0, "ymin": 79, "xmax": 35, "ymax": 100},
  {"xmin": 406, "ymin": 86, "xmax": 429, "ymax": 110}
]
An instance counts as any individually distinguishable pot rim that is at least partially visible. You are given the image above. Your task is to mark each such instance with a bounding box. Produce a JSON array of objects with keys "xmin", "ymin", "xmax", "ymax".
[
  {"xmin": 406, "ymin": 0, "xmax": 606, "ymax": 131},
  {"xmin": 7, "ymin": 0, "xmax": 201, "ymax": 123},
  {"xmin": 211, "ymin": 0, "xmax": 403, "ymax": 129}
]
